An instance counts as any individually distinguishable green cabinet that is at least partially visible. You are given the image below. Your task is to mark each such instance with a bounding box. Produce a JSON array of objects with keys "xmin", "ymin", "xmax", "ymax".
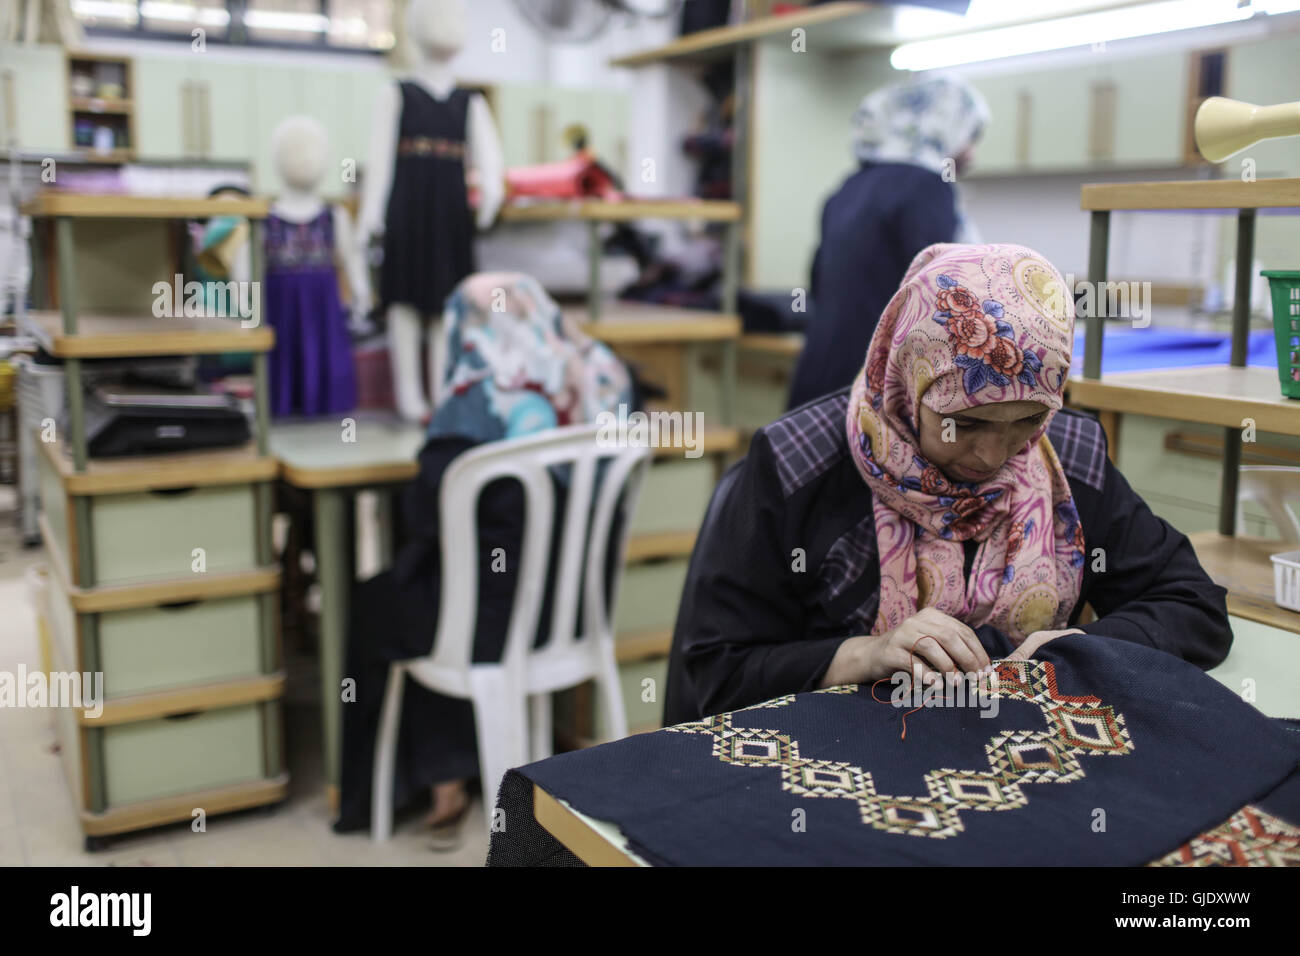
[
  {"xmin": 1103, "ymin": 52, "xmax": 1186, "ymax": 167},
  {"xmin": 133, "ymin": 55, "xmax": 191, "ymax": 159},
  {"xmin": 0, "ymin": 43, "xmax": 69, "ymax": 152},
  {"xmin": 969, "ymin": 50, "xmax": 1187, "ymax": 176},
  {"xmin": 1226, "ymin": 33, "xmax": 1300, "ymax": 177},
  {"xmin": 967, "ymin": 73, "xmax": 1022, "ymax": 175}
]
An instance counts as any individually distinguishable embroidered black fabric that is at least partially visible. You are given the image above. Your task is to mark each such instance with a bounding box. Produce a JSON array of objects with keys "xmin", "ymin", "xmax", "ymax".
[{"xmin": 485, "ymin": 770, "xmax": 584, "ymax": 867}]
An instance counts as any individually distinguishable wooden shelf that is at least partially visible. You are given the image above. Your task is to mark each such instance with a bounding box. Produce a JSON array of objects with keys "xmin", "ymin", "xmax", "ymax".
[
  {"xmin": 1066, "ymin": 367, "xmax": 1300, "ymax": 437},
  {"xmin": 650, "ymin": 425, "xmax": 742, "ymax": 459},
  {"xmin": 626, "ymin": 530, "xmax": 697, "ymax": 563},
  {"xmin": 270, "ymin": 417, "xmax": 427, "ymax": 489},
  {"xmin": 1081, "ymin": 177, "xmax": 1300, "ymax": 211},
  {"xmin": 42, "ymin": 525, "xmax": 280, "ymax": 613},
  {"xmin": 609, "ymin": 1, "xmax": 908, "ymax": 67},
  {"xmin": 67, "ymin": 148, "xmax": 134, "ymax": 164},
  {"xmin": 85, "ymin": 671, "xmax": 285, "ymax": 726},
  {"xmin": 566, "ymin": 302, "xmax": 741, "ymax": 344},
  {"xmin": 500, "ymin": 198, "xmax": 741, "ymax": 223},
  {"xmin": 23, "ymin": 311, "xmax": 274, "ymax": 358},
  {"xmin": 80, "ymin": 774, "xmax": 289, "ymax": 837},
  {"xmin": 740, "ymin": 332, "xmax": 804, "ymax": 358},
  {"xmin": 40, "ymin": 436, "xmax": 277, "ymax": 496},
  {"xmin": 616, "ymin": 628, "xmax": 672, "ymax": 663},
  {"xmin": 1187, "ymin": 531, "xmax": 1300, "ymax": 634},
  {"xmin": 21, "ymin": 192, "xmax": 269, "ymax": 219},
  {"xmin": 70, "ymin": 96, "xmax": 132, "ymax": 114}
]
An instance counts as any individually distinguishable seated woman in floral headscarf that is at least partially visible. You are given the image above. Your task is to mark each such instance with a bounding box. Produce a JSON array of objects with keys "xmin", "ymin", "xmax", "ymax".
[
  {"xmin": 335, "ymin": 273, "xmax": 632, "ymax": 845},
  {"xmin": 667, "ymin": 243, "xmax": 1231, "ymax": 723}
]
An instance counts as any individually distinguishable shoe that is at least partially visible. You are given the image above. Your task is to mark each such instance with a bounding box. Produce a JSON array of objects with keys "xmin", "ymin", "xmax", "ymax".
[{"xmin": 428, "ymin": 801, "xmax": 471, "ymax": 853}]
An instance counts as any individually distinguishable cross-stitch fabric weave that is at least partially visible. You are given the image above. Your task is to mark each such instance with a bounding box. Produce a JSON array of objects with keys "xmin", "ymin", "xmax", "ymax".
[{"xmin": 491, "ymin": 627, "xmax": 1300, "ymax": 866}]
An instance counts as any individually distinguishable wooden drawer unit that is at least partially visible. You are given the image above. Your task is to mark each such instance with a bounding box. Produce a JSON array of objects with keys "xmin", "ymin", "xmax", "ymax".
[
  {"xmin": 44, "ymin": 605, "xmax": 286, "ymax": 837},
  {"xmin": 97, "ymin": 597, "xmax": 267, "ymax": 698},
  {"xmin": 101, "ymin": 703, "xmax": 267, "ymax": 805},
  {"xmin": 43, "ymin": 560, "xmax": 280, "ymax": 700},
  {"xmin": 36, "ymin": 437, "xmax": 275, "ymax": 589}
]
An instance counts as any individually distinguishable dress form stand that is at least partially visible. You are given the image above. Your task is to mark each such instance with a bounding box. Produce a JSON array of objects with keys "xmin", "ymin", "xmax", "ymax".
[
  {"xmin": 266, "ymin": 115, "xmax": 370, "ymax": 416},
  {"xmin": 355, "ymin": 0, "xmax": 505, "ymax": 422}
]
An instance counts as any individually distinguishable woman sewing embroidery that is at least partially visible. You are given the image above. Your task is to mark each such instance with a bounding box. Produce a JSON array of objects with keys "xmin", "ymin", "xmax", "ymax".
[{"xmin": 667, "ymin": 242, "xmax": 1232, "ymax": 722}]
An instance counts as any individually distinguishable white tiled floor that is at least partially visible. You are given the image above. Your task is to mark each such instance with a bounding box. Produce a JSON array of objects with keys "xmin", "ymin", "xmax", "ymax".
[{"xmin": 0, "ymin": 488, "xmax": 489, "ymax": 867}]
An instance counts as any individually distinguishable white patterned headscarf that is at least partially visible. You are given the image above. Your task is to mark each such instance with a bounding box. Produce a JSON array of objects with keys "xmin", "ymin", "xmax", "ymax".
[
  {"xmin": 852, "ymin": 73, "xmax": 990, "ymax": 243},
  {"xmin": 428, "ymin": 272, "xmax": 632, "ymax": 443}
]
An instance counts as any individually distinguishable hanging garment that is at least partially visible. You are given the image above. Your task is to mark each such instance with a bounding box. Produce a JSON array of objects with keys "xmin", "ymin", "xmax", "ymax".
[
  {"xmin": 380, "ymin": 82, "xmax": 477, "ymax": 318},
  {"xmin": 263, "ymin": 208, "xmax": 357, "ymax": 417}
]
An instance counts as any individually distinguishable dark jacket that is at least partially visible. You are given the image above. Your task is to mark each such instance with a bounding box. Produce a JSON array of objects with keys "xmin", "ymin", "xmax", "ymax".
[
  {"xmin": 667, "ymin": 391, "xmax": 1233, "ymax": 723},
  {"xmin": 787, "ymin": 162, "xmax": 960, "ymax": 409}
]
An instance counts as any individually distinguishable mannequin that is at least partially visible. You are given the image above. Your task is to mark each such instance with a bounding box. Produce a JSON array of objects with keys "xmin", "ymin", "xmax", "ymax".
[
  {"xmin": 355, "ymin": 0, "xmax": 505, "ymax": 422},
  {"xmin": 266, "ymin": 115, "xmax": 368, "ymax": 417}
]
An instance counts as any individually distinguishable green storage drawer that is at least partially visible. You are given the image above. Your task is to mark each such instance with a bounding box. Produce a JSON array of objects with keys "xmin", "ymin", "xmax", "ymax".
[
  {"xmin": 615, "ymin": 558, "xmax": 689, "ymax": 635},
  {"xmin": 100, "ymin": 703, "xmax": 265, "ymax": 806},
  {"xmin": 630, "ymin": 459, "xmax": 716, "ymax": 536},
  {"xmin": 96, "ymin": 595, "xmax": 266, "ymax": 698},
  {"xmin": 37, "ymin": 451, "xmax": 261, "ymax": 586},
  {"xmin": 90, "ymin": 484, "xmax": 258, "ymax": 585}
]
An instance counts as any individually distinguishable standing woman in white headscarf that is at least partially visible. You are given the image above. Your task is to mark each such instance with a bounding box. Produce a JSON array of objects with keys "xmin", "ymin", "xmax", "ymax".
[{"xmin": 787, "ymin": 74, "xmax": 990, "ymax": 410}]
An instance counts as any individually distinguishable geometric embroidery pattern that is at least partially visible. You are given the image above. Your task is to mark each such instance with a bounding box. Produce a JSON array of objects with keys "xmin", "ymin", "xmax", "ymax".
[
  {"xmin": 1147, "ymin": 804, "xmax": 1300, "ymax": 867},
  {"xmin": 665, "ymin": 659, "xmax": 1134, "ymax": 840}
]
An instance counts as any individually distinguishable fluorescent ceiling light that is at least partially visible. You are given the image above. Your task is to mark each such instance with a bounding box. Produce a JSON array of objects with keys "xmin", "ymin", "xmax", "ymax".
[
  {"xmin": 892, "ymin": 0, "xmax": 1259, "ymax": 70},
  {"xmin": 139, "ymin": 2, "xmax": 230, "ymax": 25},
  {"xmin": 71, "ymin": 0, "xmax": 139, "ymax": 22},
  {"xmin": 329, "ymin": 16, "xmax": 369, "ymax": 37},
  {"xmin": 242, "ymin": 10, "xmax": 329, "ymax": 32}
]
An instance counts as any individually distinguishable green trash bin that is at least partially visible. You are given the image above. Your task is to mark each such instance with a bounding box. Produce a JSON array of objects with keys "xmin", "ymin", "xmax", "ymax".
[{"xmin": 1262, "ymin": 269, "xmax": 1300, "ymax": 399}]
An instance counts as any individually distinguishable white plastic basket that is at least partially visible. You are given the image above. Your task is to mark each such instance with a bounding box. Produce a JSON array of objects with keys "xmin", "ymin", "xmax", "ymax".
[{"xmin": 1270, "ymin": 549, "xmax": 1300, "ymax": 611}]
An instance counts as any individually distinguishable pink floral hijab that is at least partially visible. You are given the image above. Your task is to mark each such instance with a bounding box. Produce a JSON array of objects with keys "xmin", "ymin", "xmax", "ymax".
[{"xmin": 846, "ymin": 242, "xmax": 1085, "ymax": 643}]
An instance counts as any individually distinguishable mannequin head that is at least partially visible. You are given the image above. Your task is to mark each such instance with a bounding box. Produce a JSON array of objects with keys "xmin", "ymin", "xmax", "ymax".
[
  {"xmin": 406, "ymin": 0, "xmax": 467, "ymax": 63},
  {"xmin": 270, "ymin": 115, "xmax": 329, "ymax": 192}
]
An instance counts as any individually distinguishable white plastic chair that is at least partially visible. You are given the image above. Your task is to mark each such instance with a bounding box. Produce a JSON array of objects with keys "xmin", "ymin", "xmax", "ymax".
[
  {"xmin": 371, "ymin": 423, "xmax": 652, "ymax": 841},
  {"xmin": 1235, "ymin": 466, "xmax": 1300, "ymax": 542}
]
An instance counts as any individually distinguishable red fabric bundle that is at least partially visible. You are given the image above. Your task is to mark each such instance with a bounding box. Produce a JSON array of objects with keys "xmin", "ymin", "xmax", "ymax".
[{"xmin": 505, "ymin": 152, "xmax": 623, "ymax": 202}]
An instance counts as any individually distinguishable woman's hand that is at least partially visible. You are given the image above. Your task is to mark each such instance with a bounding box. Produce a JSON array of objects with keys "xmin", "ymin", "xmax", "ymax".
[
  {"xmin": 1005, "ymin": 627, "xmax": 1085, "ymax": 662},
  {"xmin": 820, "ymin": 607, "xmax": 992, "ymax": 687}
]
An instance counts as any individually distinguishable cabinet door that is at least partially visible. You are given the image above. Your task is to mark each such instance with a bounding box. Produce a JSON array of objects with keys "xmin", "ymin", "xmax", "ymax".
[
  {"xmin": 0, "ymin": 44, "xmax": 69, "ymax": 153},
  {"xmin": 492, "ymin": 83, "xmax": 537, "ymax": 167},
  {"xmin": 1227, "ymin": 33, "xmax": 1300, "ymax": 177},
  {"xmin": 1104, "ymin": 52, "xmax": 1186, "ymax": 166},
  {"xmin": 967, "ymin": 74, "xmax": 1019, "ymax": 175},
  {"xmin": 250, "ymin": 64, "xmax": 307, "ymax": 191},
  {"xmin": 1027, "ymin": 65, "xmax": 1094, "ymax": 171},
  {"xmin": 195, "ymin": 58, "xmax": 255, "ymax": 164},
  {"xmin": 134, "ymin": 55, "xmax": 196, "ymax": 159},
  {"xmin": 293, "ymin": 65, "xmax": 353, "ymax": 192},
  {"xmin": 587, "ymin": 88, "xmax": 630, "ymax": 174},
  {"xmin": 346, "ymin": 67, "xmax": 388, "ymax": 182}
]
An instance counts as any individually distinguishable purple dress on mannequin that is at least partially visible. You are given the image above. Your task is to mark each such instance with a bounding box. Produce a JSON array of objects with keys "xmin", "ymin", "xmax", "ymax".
[{"xmin": 264, "ymin": 208, "xmax": 357, "ymax": 417}]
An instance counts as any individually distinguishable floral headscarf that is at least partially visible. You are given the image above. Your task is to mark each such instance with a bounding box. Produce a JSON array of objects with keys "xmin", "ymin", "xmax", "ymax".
[
  {"xmin": 427, "ymin": 272, "xmax": 632, "ymax": 443},
  {"xmin": 852, "ymin": 73, "xmax": 989, "ymax": 243},
  {"xmin": 846, "ymin": 243, "xmax": 1085, "ymax": 643}
]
